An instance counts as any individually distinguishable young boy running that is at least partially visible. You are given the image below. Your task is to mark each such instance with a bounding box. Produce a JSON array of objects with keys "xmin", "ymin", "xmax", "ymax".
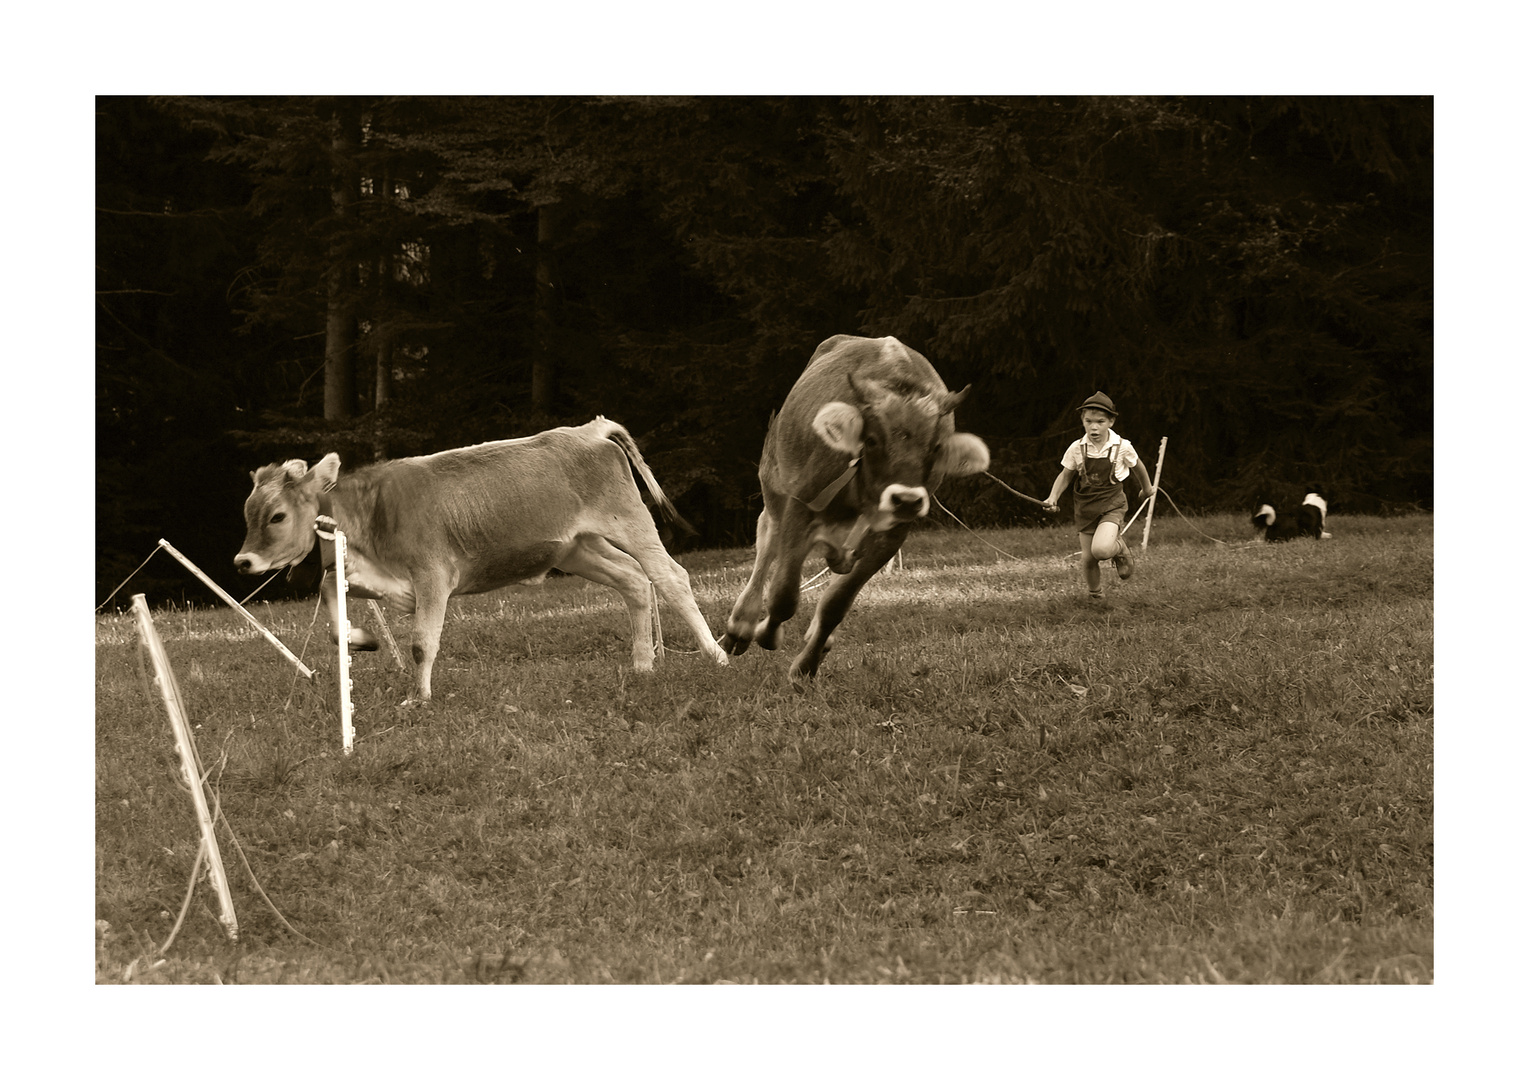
[{"xmin": 1041, "ymin": 391, "xmax": 1154, "ymax": 600}]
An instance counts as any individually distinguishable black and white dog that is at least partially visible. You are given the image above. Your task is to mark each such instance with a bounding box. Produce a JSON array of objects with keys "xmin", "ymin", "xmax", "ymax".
[{"xmin": 1252, "ymin": 490, "xmax": 1331, "ymax": 542}]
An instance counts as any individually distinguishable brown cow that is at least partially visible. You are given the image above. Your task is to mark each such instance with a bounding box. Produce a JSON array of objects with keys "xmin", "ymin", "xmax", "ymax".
[
  {"xmin": 235, "ymin": 417, "xmax": 728, "ymax": 702},
  {"xmin": 720, "ymin": 335, "xmax": 990, "ymax": 683}
]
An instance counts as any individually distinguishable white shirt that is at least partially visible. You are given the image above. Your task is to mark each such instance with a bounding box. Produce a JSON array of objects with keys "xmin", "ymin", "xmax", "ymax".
[{"xmin": 1060, "ymin": 430, "xmax": 1139, "ymax": 483}]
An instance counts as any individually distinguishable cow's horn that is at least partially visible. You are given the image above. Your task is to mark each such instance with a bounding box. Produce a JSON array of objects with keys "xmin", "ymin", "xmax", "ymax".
[{"xmin": 940, "ymin": 385, "xmax": 972, "ymax": 414}]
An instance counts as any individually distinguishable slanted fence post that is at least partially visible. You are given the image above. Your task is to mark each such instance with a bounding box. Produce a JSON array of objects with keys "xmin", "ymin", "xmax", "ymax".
[
  {"xmin": 130, "ymin": 594, "xmax": 239, "ymax": 943},
  {"xmin": 156, "ymin": 539, "xmax": 314, "ymax": 679}
]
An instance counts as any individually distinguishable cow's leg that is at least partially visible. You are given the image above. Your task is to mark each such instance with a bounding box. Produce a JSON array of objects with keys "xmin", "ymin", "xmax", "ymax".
[
  {"xmin": 720, "ymin": 507, "xmax": 778, "ymax": 655},
  {"xmin": 319, "ymin": 570, "xmax": 380, "ymax": 652},
  {"xmin": 724, "ymin": 500, "xmax": 816, "ymax": 653},
  {"xmin": 790, "ymin": 524, "xmax": 909, "ymax": 686},
  {"xmin": 556, "ymin": 536, "xmax": 661, "ymax": 671},
  {"xmin": 405, "ymin": 569, "xmax": 454, "ymax": 704},
  {"xmin": 754, "ymin": 499, "xmax": 820, "ymax": 652},
  {"xmin": 603, "ymin": 527, "xmax": 730, "ymax": 667}
]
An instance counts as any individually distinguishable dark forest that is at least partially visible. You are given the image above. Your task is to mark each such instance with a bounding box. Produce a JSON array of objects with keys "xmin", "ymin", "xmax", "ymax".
[{"xmin": 96, "ymin": 95, "xmax": 1432, "ymax": 607}]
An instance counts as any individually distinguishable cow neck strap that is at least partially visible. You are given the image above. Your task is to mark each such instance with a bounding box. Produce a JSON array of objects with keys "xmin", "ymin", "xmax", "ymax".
[
  {"xmin": 315, "ymin": 489, "xmax": 338, "ymax": 571},
  {"xmin": 805, "ymin": 456, "xmax": 860, "ymax": 512}
]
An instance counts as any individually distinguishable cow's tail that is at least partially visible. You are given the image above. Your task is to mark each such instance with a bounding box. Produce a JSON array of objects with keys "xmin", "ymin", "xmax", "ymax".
[{"xmin": 594, "ymin": 416, "xmax": 696, "ymax": 533}]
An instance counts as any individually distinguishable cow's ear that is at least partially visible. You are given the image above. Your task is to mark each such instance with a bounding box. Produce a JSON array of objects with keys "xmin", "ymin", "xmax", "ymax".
[
  {"xmin": 309, "ymin": 453, "xmax": 342, "ymax": 493},
  {"xmin": 279, "ymin": 459, "xmax": 309, "ymax": 483},
  {"xmin": 812, "ymin": 402, "xmax": 864, "ymax": 455},
  {"xmin": 934, "ymin": 432, "xmax": 990, "ymax": 479}
]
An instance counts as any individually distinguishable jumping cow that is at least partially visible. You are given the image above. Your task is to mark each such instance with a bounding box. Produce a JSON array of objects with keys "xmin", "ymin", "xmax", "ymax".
[
  {"xmin": 720, "ymin": 335, "xmax": 990, "ymax": 684},
  {"xmin": 235, "ymin": 417, "xmax": 728, "ymax": 702}
]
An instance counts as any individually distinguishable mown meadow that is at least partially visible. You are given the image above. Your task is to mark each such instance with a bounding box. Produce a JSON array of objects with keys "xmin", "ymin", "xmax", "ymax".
[{"xmin": 94, "ymin": 512, "xmax": 1432, "ymax": 984}]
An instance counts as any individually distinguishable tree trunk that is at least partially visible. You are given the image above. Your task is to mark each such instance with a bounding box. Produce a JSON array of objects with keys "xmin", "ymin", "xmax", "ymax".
[
  {"xmin": 532, "ymin": 203, "xmax": 558, "ymax": 412},
  {"xmin": 371, "ymin": 157, "xmax": 392, "ymax": 459},
  {"xmin": 373, "ymin": 336, "xmax": 392, "ymax": 460},
  {"xmin": 324, "ymin": 103, "xmax": 361, "ymax": 422},
  {"xmin": 374, "ymin": 337, "xmax": 392, "ymax": 410}
]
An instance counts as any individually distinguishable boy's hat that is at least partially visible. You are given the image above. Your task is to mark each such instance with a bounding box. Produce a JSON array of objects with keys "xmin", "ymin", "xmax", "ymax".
[{"xmin": 1077, "ymin": 391, "xmax": 1118, "ymax": 416}]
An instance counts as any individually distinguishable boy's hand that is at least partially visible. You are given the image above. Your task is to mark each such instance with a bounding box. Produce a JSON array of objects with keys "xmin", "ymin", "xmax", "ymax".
[{"xmin": 1042, "ymin": 499, "xmax": 1059, "ymax": 513}]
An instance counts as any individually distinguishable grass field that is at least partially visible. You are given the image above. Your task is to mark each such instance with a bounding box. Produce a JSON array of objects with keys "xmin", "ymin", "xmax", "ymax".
[{"xmin": 94, "ymin": 511, "xmax": 1432, "ymax": 986}]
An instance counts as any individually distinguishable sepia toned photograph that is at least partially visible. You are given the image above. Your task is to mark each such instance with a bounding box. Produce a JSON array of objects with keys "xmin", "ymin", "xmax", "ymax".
[{"xmin": 88, "ymin": 82, "xmax": 1446, "ymax": 1065}]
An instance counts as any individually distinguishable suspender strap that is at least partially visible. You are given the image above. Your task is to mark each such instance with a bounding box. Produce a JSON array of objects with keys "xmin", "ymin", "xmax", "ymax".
[{"xmin": 1074, "ymin": 440, "xmax": 1121, "ymax": 492}]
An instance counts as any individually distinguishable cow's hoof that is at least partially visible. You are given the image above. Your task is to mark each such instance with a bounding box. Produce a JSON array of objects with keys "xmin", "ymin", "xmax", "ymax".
[
  {"xmin": 788, "ymin": 649, "xmax": 821, "ymax": 684},
  {"xmin": 347, "ymin": 627, "xmax": 380, "ymax": 652},
  {"xmin": 755, "ymin": 624, "xmax": 781, "ymax": 651},
  {"xmin": 719, "ymin": 631, "xmax": 752, "ymax": 656}
]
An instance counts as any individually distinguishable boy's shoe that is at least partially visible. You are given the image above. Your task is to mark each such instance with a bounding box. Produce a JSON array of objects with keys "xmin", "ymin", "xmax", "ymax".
[
  {"xmin": 1113, "ymin": 542, "xmax": 1134, "ymax": 580},
  {"xmin": 1087, "ymin": 589, "xmax": 1105, "ymax": 601}
]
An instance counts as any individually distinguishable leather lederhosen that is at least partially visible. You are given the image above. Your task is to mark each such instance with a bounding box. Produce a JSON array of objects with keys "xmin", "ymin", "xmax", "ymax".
[{"xmin": 1073, "ymin": 440, "xmax": 1128, "ymax": 533}]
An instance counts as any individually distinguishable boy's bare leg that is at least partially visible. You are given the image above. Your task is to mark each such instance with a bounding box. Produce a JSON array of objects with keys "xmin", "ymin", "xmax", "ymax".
[
  {"xmin": 1080, "ymin": 532, "xmax": 1104, "ymax": 597},
  {"xmin": 1090, "ymin": 520, "xmax": 1132, "ymax": 581},
  {"xmin": 1090, "ymin": 521, "xmax": 1123, "ymax": 562}
]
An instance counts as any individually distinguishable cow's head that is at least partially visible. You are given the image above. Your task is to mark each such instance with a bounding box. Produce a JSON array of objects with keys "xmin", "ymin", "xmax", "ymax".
[
  {"xmin": 811, "ymin": 377, "xmax": 989, "ymax": 525},
  {"xmin": 233, "ymin": 453, "xmax": 342, "ymax": 574}
]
